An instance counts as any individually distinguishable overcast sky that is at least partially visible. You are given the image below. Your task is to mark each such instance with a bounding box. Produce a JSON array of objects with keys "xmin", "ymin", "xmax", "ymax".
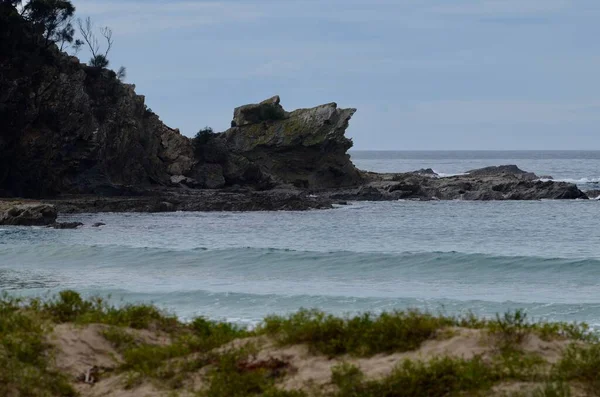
[{"xmin": 74, "ymin": 0, "xmax": 600, "ymax": 150}]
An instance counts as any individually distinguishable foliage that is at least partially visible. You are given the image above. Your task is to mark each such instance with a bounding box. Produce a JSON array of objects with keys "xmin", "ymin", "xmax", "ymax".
[
  {"xmin": 21, "ymin": 0, "xmax": 75, "ymax": 47},
  {"xmin": 38, "ymin": 289, "xmax": 180, "ymax": 332},
  {"xmin": 330, "ymin": 357, "xmax": 498, "ymax": 397},
  {"xmin": 260, "ymin": 309, "xmax": 455, "ymax": 356},
  {"xmin": 90, "ymin": 53, "xmax": 109, "ymax": 67},
  {"xmin": 531, "ymin": 382, "xmax": 572, "ymax": 397},
  {"xmin": 193, "ymin": 126, "xmax": 216, "ymax": 159},
  {"xmin": 489, "ymin": 309, "xmax": 530, "ymax": 351},
  {"xmin": 554, "ymin": 344, "xmax": 600, "ymax": 395},
  {"xmin": 200, "ymin": 348, "xmax": 305, "ymax": 397},
  {"xmin": 0, "ymin": 294, "xmax": 76, "ymax": 397},
  {"xmin": 2, "ymin": 291, "xmax": 600, "ymax": 396},
  {"xmin": 117, "ymin": 65, "xmax": 127, "ymax": 81}
]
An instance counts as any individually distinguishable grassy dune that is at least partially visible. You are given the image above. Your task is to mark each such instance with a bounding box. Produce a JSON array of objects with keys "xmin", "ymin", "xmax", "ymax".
[{"xmin": 1, "ymin": 291, "xmax": 599, "ymax": 396}]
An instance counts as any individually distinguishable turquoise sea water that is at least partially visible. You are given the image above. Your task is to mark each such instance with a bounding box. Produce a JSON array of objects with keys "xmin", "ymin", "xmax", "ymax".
[{"xmin": 2, "ymin": 151, "xmax": 600, "ymax": 326}]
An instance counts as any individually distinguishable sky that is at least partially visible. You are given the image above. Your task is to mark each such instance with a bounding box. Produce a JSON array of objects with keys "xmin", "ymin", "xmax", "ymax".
[{"xmin": 72, "ymin": 0, "xmax": 600, "ymax": 150}]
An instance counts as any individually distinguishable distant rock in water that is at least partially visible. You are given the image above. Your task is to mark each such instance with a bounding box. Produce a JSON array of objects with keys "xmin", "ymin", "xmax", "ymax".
[
  {"xmin": 585, "ymin": 190, "xmax": 600, "ymax": 199},
  {"xmin": 331, "ymin": 165, "xmax": 588, "ymax": 201},
  {"xmin": 410, "ymin": 168, "xmax": 438, "ymax": 177},
  {"xmin": 0, "ymin": 203, "xmax": 57, "ymax": 226},
  {"xmin": 50, "ymin": 222, "xmax": 83, "ymax": 229},
  {"xmin": 466, "ymin": 165, "xmax": 537, "ymax": 180}
]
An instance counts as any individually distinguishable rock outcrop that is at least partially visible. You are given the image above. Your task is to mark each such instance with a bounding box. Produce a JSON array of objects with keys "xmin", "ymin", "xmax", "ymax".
[
  {"xmin": 0, "ymin": 203, "xmax": 57, "ymax": 226},
  {"xmin": 330, "ymin": 166, "xmax": 588, "ymax": 201},
  {"xmin": 0, "ymin": 4, "xmax": 591, "ymax": 213},
  {"xmin": 0, "ymin": 6, "xmax": 194, "ymax": 197},
  {"xmin": 193, "ymin": 96, "xmax": 363, "ymax": 189}
]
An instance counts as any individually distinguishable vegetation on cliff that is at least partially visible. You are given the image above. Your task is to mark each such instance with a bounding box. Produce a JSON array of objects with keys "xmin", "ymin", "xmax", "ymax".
[{"xmin": 3, "ymin": 291, "xmax": 600, "ymax": 396}]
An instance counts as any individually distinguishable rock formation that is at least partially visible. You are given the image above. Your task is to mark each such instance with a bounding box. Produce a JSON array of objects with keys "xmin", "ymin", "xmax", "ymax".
[
  {"xmin": 189, "ymin": 95, "xmax": 364, "ymax": 190},
  {"xmin": 0, "ymin": 6, "xmax": 194, "ymax": 197},
  {"xmin": 0, "ymin": 203, "xmax": 57, "ymax": 226},
  {"xmin": 0, "ymin": 3, "xmax": 591, "ymax": 213},
  {"xmin": 331, "ymin": 166, "xmax": 588, "ymax": 201}
]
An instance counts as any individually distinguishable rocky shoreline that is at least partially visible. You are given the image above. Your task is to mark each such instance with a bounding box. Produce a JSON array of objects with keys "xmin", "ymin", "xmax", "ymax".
[
  {"xmin": 0, "ymin": 3, "xmax": 594, "ymax": 227},
  {"xmin": 0, "ymin": 163, "xmax": 593, "ymax": 226}
]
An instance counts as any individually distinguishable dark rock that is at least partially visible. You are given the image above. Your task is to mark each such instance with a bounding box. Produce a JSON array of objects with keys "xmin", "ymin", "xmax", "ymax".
[
  {"xmin": 195, "ymin": 98, "xmax": 364, "ymax": 190},
  {"xmin": 334, "ymin": 167, "xmax": 588, "ymax": 202},
  {"xmin": 0, "ymin": 10, "xmax": 194, "ymax": 198},
  {"xmin": 410, "ymin": 168, "xmax": 437, "ymax": 176},
  {"xmin": 0, "ymin": 204, "xmax": 57, "ymax": 226},
  {"xmin": 152, "ymin": 202, "xmax": 176, "ymax": 213},
  {"xmin": 50, "ymin": 222, "xmax": 83, "ymax": 229},
  {"xmin": 585, "ymin": 190, "xmax": 600, "ymax": 199},
  {"xmin": 467, "ymin": 165, "xmax": 537, "ymax": 180},
  {"xmin": 170, "ymin": 175, "xmax": 202, "ymax": 188},
  {"xmin": 50, "ymin": 189, "xmax": 333, "ymax": 213},
  {"xmin": 193, "ymin": 164, "xmax": 226, "ymax": 189},
  {"xmin": 232, "ymin": 95, "xmax": 287, "ymax": 127}
]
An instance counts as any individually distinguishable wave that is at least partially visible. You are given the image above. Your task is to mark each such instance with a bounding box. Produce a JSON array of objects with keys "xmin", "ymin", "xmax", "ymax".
[
  {"xmin": 8, "ymin": 285, "xmax": 600, "ymax": 327},
  {"xmin": 539, "ymin": 177, "xmax": 600, "ymax": 185},
  {"xmin": 433, "ymin": 170, "xmax": 468, "ymax": 178},
  {"xmin": 2, "ymin": 244, "xmax": 600, "ymax": 273}
]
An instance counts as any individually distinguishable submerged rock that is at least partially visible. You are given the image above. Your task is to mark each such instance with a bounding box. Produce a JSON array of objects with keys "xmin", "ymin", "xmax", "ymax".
[
  {"xmin": 50, "ymin": 222, "xmax": 84, "ymax": 229},
  {"xmin": 0, "ymin": 204, "xmax": 57, "ymax": 226}
]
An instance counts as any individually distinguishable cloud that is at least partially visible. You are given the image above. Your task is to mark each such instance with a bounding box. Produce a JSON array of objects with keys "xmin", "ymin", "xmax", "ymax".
[
  {"xmin": 428, "ymin": 0, "xmax": 569, "ymax": 16},
  {"xmin": 75, "ymin": 1, "xmax": 264, "ymax": 35},
  {"xmin": 398, "ymin": 100, "xmax": 600, "ymax": 125}
]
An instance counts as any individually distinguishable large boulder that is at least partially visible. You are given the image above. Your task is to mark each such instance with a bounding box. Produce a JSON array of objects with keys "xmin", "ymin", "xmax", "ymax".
[
  {"xmin": 0, "ymin": 203, "xmax": 57, "ymax": 225},
  {"xmin": 232, "ymin": 95, "xmax": 287, "ymax": 127},
  {"xmin": 194, "ymin": 97, "xmax": 364, "ymax": 189}
]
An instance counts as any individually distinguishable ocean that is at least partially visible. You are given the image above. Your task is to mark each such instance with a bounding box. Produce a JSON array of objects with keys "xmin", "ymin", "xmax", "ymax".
[{"xmin": 2, "ymin": 151, "xmax": 600, "ymax": 327}]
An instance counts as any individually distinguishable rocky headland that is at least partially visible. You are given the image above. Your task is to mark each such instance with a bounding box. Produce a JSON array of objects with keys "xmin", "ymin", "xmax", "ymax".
[{"xmin": 0, "ymin": 3, "xmax": 593, "ymax": 226}]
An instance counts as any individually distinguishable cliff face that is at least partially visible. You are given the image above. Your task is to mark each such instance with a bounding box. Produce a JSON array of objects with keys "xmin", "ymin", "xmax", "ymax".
[
  {"xmin": 0, "ymin": 7, "xmax": 194, "ymax": 197},
  {"xmin": 191, "ymin": 96, "xmax": 364, "ymax": 190},
  {"xmin": 0, "ymin": 4, "xmax": 362, "ymax": 197}
]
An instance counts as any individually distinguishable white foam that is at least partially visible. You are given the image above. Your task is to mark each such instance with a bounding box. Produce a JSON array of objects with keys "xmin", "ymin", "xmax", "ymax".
[
  {"xmin": 432, "ymin": 170, "xmax": 468, "ymax": 178},
  {"xmin": 539, "ymin": 177, "xmax": 600, "ymax": 184}
]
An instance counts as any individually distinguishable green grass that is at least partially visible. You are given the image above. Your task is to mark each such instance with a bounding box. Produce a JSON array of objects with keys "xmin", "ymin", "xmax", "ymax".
[
  {"xmin": 37, "ymin": 290, "xmax": 180, "ymax": 332},
  {"xmin": 259, "ymin": 309, "xmax": 456, "ymax": 356},
  {"xmin": 0, "ymin": 294, "xmax": 76, "ymax": 397},
  {"xmin": 198, "ymin": 348, "xmax": 306, "ymax": 397},
  {"xmin": 329, "ymin": 357, "xmax": 499, "ymax": 397},
  {"xmin": 2, "ymin": 291, "xmax": 600, "ymax": 397},
  {"xmin": 553, "ymin": 343, "xmax": 600, "ymax": 396},
  {"xmin": 103, "ymin": 317, "xmax": 249, "ymax": 389}
]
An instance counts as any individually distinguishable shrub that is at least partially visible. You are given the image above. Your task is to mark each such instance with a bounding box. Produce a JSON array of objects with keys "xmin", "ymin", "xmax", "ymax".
[
  {"xmin": 200, "ymin": 348, "xmax": 304, "ymax": 397},
  {"xmin": 0, "ymin": 295, "xmax": 75, "ymax": 396},
  {"xmin": 330, "ymin": 357, "xmax": 497, "ymax": 397},
  {"xmin": 489, "ymin": 309, "xmax": 530, "ymax": 351},
  {"xmin": 193, "ymin": 126, "xmax": 215, "ymax": 159},
  {"xmin": 260, "ymin": 309, "xmax": 454, "ymax": 356},
  {"xmin": 554, "ymin": 344, "xmax": 600, "ymax": 395}
]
